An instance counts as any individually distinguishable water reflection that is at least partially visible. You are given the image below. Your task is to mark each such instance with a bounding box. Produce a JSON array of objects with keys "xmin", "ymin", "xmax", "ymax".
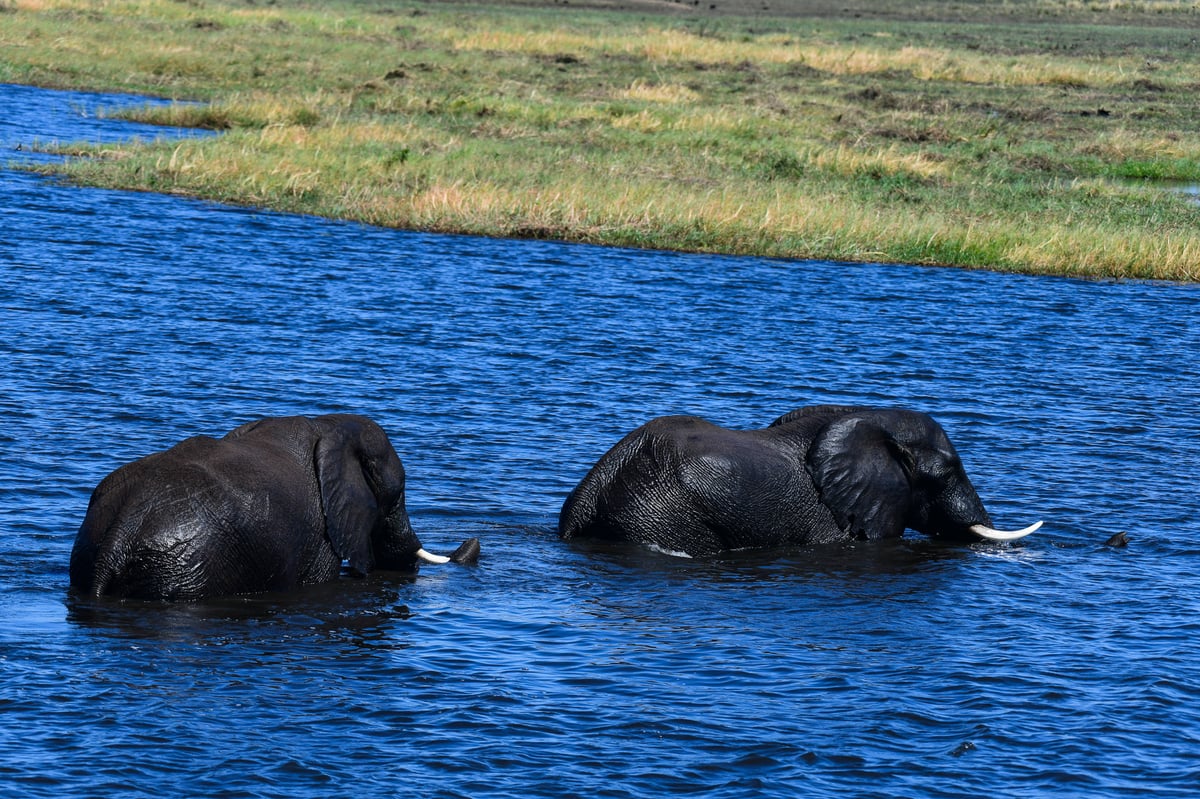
[{"xmin": 64, "ymin": 573, "xmax": 418, "ymax": 641}]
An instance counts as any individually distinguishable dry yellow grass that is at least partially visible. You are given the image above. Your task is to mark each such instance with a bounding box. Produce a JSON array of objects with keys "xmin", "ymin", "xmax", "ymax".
[
  {"xmin": 7, "ymin": 0, "xmax": 1200, "ymax": 279},
  {"xmin": 453, "ymin": 25, "xmax": 1143, "ymax": 88}
]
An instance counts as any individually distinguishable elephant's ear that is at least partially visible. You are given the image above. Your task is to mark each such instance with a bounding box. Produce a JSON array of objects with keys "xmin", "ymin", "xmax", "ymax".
[
  {"xmin": 806, "ymin": 416, "xmax": 912, "ymax": 540},
  {"xmin": 314, "ymin": 425, "xmax": 376, "ymax": 575}
]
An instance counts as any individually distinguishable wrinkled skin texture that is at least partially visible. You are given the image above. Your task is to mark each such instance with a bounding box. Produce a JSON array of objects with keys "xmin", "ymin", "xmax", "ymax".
[
  {"xmin": 559, "ymin": 405, "xmax": 1001, "ymax": 558},
  {"xmin": 70, "ymin": 414, "xmax": 426, "ymax": 601}
]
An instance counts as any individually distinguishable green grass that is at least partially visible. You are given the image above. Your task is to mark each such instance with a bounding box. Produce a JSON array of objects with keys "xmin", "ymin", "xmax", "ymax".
[{"xmin": 4, "ymin": 0, "xmax": 1200, "ymax": 279}]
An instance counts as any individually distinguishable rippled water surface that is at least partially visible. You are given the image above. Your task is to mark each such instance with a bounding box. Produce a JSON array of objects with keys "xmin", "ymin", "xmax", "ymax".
[{"xmin": 3, "ymin": 84, "xmax": 1200, "ymax": 798}]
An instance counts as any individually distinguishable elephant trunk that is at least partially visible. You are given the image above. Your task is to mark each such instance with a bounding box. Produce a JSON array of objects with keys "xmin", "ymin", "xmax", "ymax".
[
  {"xmin": 926, "ymin": 477, "xmax": 1041, "ymax": 543},
  {"xmin": 417, "ymin": 538, "xmax": 481, "ymax": 565},
  {"xmin": 376, "ymin": 504, "xmax": 481, "ymax": 568}
]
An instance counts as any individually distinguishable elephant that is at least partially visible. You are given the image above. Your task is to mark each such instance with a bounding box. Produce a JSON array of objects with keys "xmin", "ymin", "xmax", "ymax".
[
  {"xmin": 69, "ymin": 414, "xmax": 479, "ymax": 601},
  {"xmin": 558, "ymin": 405, "xmax": 1041, "ymax": 558}
]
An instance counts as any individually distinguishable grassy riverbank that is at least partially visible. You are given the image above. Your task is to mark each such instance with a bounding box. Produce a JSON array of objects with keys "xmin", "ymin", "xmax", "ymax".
[{"xmin": 4, "ymin": 0, "xmax": 1200, "ymax": 278}]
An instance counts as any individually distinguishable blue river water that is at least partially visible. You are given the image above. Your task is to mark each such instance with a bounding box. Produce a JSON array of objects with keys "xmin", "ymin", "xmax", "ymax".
[{"xmin": 2, "ymin": 83, "xmax": 1200, "ymax": 798}]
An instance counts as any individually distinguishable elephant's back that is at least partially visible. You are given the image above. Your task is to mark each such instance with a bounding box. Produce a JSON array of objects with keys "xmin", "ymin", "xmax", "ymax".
[
  {"xmin": 69, "ymin": 434, "xmax": 326, "ymax": 600},
  {"xmin": 674, "ymin": 432, "xmax": 827, "ymax": 548},
  {"xmin": 641, "ymin": 415, "xmax": 843, "ymax": 549}
]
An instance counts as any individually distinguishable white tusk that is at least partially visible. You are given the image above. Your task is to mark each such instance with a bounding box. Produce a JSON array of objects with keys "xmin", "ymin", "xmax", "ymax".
[
  {"xmin": 968, "ymin": 520, "xmax": 1043, "ymax": 541},
  {"xmin": 415, "ymin": 548, "xmax": 451, "ymax": 564}
]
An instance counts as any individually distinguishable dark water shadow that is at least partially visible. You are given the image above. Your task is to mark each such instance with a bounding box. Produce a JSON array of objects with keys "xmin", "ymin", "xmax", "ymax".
[
  {"xmin": 563, "ymin": 533, "xmax": 983, "ymax": 583},
  {"xmin": 63, "ymin": 569, "xmax": 419, "ymax": 642}
]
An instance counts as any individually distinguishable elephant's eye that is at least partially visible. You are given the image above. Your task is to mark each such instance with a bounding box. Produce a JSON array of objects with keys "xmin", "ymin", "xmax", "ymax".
[{"xmin": 924, "ymin": 449, "xmax": 959, "ymax": 479}]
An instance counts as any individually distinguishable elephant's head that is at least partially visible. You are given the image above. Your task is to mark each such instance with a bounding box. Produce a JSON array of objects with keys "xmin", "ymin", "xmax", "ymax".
[
  {"xmin": 804, "ymin": 408, "xmax": 1041, "ymax": 543},
  {"xmin": 306, "ymin": 415, "xmax": 479, "ymax": 572}
]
